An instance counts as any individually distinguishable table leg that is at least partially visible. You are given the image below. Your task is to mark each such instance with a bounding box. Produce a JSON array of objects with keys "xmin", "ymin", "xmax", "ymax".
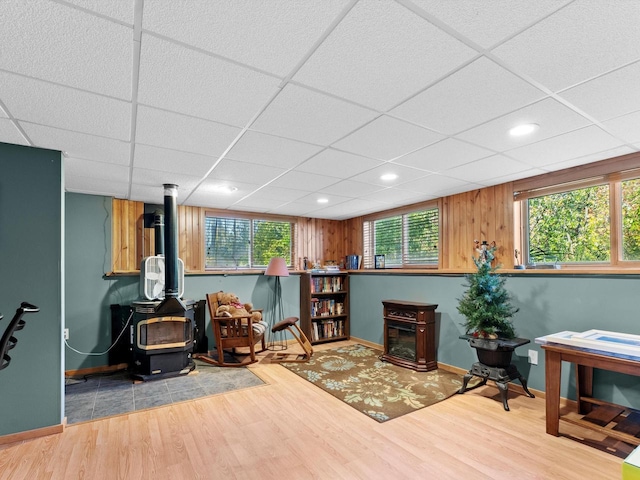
[
  {"xmin": 545, "ymin": 350, "xmax": 562, "ymax": 436},
  {"xmin": 576, "ymin": 364, "xmax": 594, "ymax": 414}
]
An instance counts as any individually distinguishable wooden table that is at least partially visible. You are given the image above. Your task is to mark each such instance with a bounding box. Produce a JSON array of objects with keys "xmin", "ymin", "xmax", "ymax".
[{"xmin": 540, "ymin": 342, "xmax": 640, "ymax": 436}]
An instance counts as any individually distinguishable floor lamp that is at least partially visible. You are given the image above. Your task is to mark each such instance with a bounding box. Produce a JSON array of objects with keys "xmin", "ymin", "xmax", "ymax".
[{"xmin": 264, "ymin": 257, "xmax": 289, "ymax": 351}]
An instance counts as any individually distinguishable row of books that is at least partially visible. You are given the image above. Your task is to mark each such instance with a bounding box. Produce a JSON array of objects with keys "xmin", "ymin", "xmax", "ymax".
[
  {"xmin": 345, "ymin": 254, "xmax": 362, "ymax": 270},
  {"xmin": 311, "ymin": 319, "xmax": 345, "ymax": 341},
  {"xmin": 310, "ymin": 298, "xmax": 345, "ymax": 317},
  {"xmin": 310, "ymin": 276, "xmax": 343, "ymax": 293}
]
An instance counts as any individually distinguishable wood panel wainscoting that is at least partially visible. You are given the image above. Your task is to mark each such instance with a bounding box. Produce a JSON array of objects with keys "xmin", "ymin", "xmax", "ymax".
[{"xmin": 0, "ymin": 341, "xmax": 623, "ymax": 479}]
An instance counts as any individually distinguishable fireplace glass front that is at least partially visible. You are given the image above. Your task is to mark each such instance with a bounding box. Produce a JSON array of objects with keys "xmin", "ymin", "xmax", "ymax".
[{"xmin": 386, "ymin": 320, "xmax": 416, "ymax": 362}]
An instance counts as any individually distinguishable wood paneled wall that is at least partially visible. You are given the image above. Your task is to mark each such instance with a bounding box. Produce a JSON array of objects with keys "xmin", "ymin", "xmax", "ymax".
[
  {"xmin": 111, "ymin": 198, "xmax": 144, "ymax": 272},
  {"xmin": 111, "ymin": 183, "xmax": 514, "ymax": 273},
  {"xmin": 296, "ymin": 218, "xmax": 348, "ymax": 269},
  {"xmin": 441, "ymin": 183, "xmax": 514, "ymax": 269}
]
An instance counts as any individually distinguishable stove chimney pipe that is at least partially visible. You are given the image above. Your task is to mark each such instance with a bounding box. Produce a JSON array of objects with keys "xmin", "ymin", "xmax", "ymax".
[{"xmin": 163, "ymin": 184, "xmax": 179, "ymax": 299}]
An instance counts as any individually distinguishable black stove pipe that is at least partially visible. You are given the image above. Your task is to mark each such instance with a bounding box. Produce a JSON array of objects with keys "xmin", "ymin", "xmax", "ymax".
[
  {"xmin": 153, "ymin": 210, "xmax": 165, "ymax": 256},
  {"xmin": 163, "ymin": 184, "xmax": 179, "ymax": 299}
]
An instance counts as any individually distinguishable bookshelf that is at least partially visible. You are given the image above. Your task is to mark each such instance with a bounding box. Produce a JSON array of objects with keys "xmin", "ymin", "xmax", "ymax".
[{"xmin": 300, "ymin": 271, "xmax": 349, "ymax": 345}]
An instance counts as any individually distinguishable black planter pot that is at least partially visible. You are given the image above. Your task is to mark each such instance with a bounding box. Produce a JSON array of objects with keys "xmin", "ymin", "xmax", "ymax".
[
  {"xmin": 464, "ymin": 336, "xmax": 530, "ymax": 368},
  {"xmin": 472, "ymin": 342, "xmax": 514, "ymax": 368}
]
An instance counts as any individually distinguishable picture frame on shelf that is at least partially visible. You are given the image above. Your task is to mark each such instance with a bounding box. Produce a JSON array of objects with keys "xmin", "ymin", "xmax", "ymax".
[{"xmin": 374, "ymin": 254, "xmax": 385, "ymax": 269}]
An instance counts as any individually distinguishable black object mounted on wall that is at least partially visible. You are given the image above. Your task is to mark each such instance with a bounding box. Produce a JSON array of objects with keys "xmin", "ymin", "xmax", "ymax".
[{"xmin": 0, "ymin": 302, "xmax": 39, "ymax": 371}]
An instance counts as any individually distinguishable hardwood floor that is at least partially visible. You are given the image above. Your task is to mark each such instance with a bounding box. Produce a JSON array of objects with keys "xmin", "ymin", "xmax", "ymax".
[{"xmin": 0, "ymin": 341, "xmax": 624, "ymax": 479}]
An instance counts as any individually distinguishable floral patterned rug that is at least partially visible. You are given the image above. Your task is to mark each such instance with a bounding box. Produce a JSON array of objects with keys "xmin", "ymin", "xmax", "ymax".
[{"xmin": 281, "ymin": 343, "xmax": 467, "ymax": 422}]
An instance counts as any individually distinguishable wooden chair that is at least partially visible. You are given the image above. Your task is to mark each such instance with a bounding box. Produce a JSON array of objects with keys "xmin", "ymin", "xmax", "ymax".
[
  {"xmin": 195, "ymin": 292, "xmax": 267, "ymax": 367},
  {"xmin": 270, "ymin": 317, "xmax": 313, "ymax": 363}
]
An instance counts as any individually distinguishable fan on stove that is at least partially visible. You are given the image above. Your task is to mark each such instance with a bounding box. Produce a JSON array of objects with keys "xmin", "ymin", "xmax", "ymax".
[{"xmin": 140, "ymin": 256, "xmax": 185, "ymax": 301}]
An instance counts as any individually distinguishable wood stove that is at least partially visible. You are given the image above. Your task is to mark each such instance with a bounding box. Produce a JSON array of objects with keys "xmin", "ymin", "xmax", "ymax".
[
  {"xmin": 381, "ymin": 300, "xmax": 438, "ymax": 372},
  {"xmin": 130, "ymin": 184, "xmax": 195, "ymax": 381}
]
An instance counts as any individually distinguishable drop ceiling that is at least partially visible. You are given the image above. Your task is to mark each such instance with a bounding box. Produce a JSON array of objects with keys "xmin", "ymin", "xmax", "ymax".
[{"xmin": 1, "ymin": 0, "xmax": 639, "ymax": 220}]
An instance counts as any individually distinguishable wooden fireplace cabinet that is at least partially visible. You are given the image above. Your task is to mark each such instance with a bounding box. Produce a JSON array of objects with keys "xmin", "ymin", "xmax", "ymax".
[{"xmin": 382, "ymin": 300, "xmax": 438, "ymax": 372}]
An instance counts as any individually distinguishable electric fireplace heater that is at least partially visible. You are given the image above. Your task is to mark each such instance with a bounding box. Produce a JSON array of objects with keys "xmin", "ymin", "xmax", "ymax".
[{"xmin": 130, "ymin": 184, "xmax": 195, "ymax": 381}]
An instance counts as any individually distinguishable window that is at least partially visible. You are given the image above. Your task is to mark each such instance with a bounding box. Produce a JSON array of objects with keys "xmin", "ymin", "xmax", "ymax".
[
  {"xmin": 363, "ymin": 207, "xmax": 439, "ymax": 268},
  {"xmin": 621, "ymin": 178, "xmax": 640, "ymax": 261},
  {"xmin": 205, "ymin": 215, "xmax": 292, "ymax": 269},
  {"xmin": 515, "ymin": 158, "xmax": 640, "ymax": 268},
  {"xmin": 527, "ymin": 184, "xmax": 610, "ymax": 264}
]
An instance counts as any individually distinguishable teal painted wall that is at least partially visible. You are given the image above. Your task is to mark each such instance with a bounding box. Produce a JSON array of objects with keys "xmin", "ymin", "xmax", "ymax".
[
  {"xmin": 64, "ymin": 192, "xmax": 300, "ymax": 370},
  {"xmin": 65, "ymin": 192, "xmax": 640, "ymax": 410},
  {"xmin": 0, "ymin": 142, "xmax": 63, "ymax": 436},
  {"xmin": 349, "ymin": 272, "xmax": 640, "ymax": 408}
]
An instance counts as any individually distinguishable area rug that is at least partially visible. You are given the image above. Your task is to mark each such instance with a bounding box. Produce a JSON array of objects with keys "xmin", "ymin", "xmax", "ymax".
[{"xmin": 281, "ymin": 343, "xmax": 467, "ymax": 422}]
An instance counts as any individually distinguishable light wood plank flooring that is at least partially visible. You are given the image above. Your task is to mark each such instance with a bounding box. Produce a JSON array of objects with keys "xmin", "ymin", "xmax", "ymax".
[{"xmin": 0, "ymin": 341, "xmax": 624, "ymax": 479}]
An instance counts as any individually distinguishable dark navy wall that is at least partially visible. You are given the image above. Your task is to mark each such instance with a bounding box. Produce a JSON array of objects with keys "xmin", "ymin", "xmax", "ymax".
[{"xmin": 0, "ymin": 142, "xmax": 63, "ymax": 436}]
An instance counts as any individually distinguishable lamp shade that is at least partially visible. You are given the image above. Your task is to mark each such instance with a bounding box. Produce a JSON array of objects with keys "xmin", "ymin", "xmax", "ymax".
[{"xmin": 264, "ymin": 257, "xmax": 290, "ymax": 277}]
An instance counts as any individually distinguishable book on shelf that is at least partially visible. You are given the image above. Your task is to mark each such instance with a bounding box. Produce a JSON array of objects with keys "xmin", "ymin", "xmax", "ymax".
[{"xmin": 346, "ymin": 254, "xmax": 362, "ymax": 270}]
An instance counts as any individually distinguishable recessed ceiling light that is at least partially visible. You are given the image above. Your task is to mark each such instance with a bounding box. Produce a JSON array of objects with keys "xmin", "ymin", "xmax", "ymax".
[
  {"xmin": 211, "ymin": 184, "xmax": 237, "ymax": 194},
  {"xmin": 317, "ymin": 198, "xmax": 329, "ymax": 204},
  {"xmin": 509, "ymin": 123, "xmax": 539, "ymax": 137},
  {"xmin": 380, "ymin": 173, "xmax": 398, "ymax": 181}
]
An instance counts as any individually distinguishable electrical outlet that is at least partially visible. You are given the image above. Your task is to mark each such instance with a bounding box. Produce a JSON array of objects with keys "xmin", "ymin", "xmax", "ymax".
[
  {"xmin": 64, "ymin": 328, "xmax": 69, "ymax": 340},
  {"xmin": 528, "ymin": 349, "xmax": 538, "ymax": 365}
]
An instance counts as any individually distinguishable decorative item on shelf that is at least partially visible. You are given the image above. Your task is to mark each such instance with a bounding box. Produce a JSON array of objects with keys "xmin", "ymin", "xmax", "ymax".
[
  {"xmin": 514, "ymin": 249, "xmax": 525, "ymax": 269},
  {"xmin": 374, "ymin": 254, "xmax": 385, "ymax": 269},
  {"xmin": 264, "ymin": 257, "xmax": 290, "ymax": 351}
]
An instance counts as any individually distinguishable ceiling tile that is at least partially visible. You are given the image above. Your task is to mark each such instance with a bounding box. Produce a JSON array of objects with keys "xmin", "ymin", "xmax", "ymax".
[
  {"xmin": 252, "ymin": 84, "xmax": 378, "ymax": 145},
  {"xmin": 294, "ymin": 192, "xmax": 352, "ymax": 207},
  {"xmin": 442, "ymin": 155, "xmax": 532, "ymax": 182},
  {"xmin": 130, "ymin": 168, "xmax": 202, "ymax": 194},
  {"xmin": 360, "ymin": 187, "xmax": 434, "ymax": 206},
  {"xmin": 142, "ymin": 0, "xmax": 350, "ymax": 76},
  {"xmin": 293, "ymin": 0, "xmax": 476, "ymax": 111},
  {"xmin": 63, "ymin": 0, "xmax": 135, "ymax": 24},
  {"xmin": 393, "ymin": 138, "xmax": 493, "ymax": 172},
  {"xmin": 541, "ymin": 145, "xmax": 636, "ymax": 173},
  {"xmin": 241, "ymin": 186, "xmax": 309, "ymax": 203},
  {"xmin": 207, "ymin": 158, "xmax": 286, "ymax": 185},
  {"xmin": 296, "ymin": 149, "xmax": 383, "ymax": 177},
  {"xmin": 268, "ymin": 170, "xmax": 341, "ymax": 190},
  {"xmin": 410, "ymin": 0, "xmax": 569, "ymax": 48},
  {"xmin": 22, "ymin": 122, "xmax": 130, "ymax": 165},
  {"xmin": 65, "ymin": 176, "xmax": 129, "ymax": 198},
  {"xmin": 602, "ymin": 110, "xmax": 640, "ymax": 145},
  {"xmin": 319, "ymin": 180, "xmax": 386, "ymax": 197},
  {"xmin": 269, "ymin": 201, "xmax": 325, "ymax": 218},
  {"xmin": 0, "ymin": 0, "xmax": 132, "ymax": 99},
  {"xmin": 0, "ymin": 72, "xmax": 130, "ymax": 140},
  {"xmin": 227, "ymin": 131, "xmax": 322, "ymax": 169},
  {"xmin": 391, "ymin": 57, "xmax": 545, "ymax": 134},
  {"xmin": 507, "ymin": 126, "xmax": 626, "ymax": 167},
  {"xmin": 399, "ymin": 174, "xmax": 482, "ymax": 196},
  {"xmin": 0, "ymin": 119, "xmax": 29, "ymax": 146},
  {"xmin": 138, "ymin": 34, "xmax": 281, "ymax": 127},
  {"xmin": 456, "ymin": 98, "xmax": 591, "ymax": 152},
  {"xmin": 134, "ymin": 144, "xmax": 215, "ymax": 176},
  {"xmin": 187, "ymin": 179, "xmax": 262, "ymax": 208},
  {"xmin": 65, "ymin": 157, "xmax": 129, "ymax": 183},
  {"xmin": 558, "ymin": 61, "xmax": 640, "ymax": 122},
  {"xmin": 135, "ymin": 105, "xmax": 241, "ymax": 157},
  {"xmin": 349, "ymin": 163, "xmax": 431, "ymax": 187},
  {"xmin": 492, "ymin": 0, "xmax": 640, "ymax": 91},
  {"xmin": 309, "ymin": 198, "xmax": 391, "ymax": 219},
  {"xmin": 332, "ymin": 116, "xmax": 444, "ymax": 160}
]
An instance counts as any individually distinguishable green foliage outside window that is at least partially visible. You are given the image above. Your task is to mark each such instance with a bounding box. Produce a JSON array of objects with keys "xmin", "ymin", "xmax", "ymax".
[
  {"xmin": 205, "ymin": 216, "xmax": 292, "ymax": 269},
  {"xmin": 622, "ymin": 178, "xmax": 640, "ymax": 261},
  {"xmin": 252, "ymin": 220, "xmax": 292, "ymax": 267},
  {"xmin": 528, "ymin": 184, "xmax": 610, "ymax": 263}
]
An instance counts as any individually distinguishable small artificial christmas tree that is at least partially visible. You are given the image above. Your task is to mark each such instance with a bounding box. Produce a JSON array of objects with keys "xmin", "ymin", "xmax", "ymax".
[{"xmin": 457, "ymin": 243, "xmax": 519, "ymax": 339}]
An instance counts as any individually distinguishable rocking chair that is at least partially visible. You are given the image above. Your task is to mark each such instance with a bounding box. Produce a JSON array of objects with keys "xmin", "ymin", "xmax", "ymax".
[{"xmin": 195, "ymin": 292, "xmax": 267, "ymax": 367}]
